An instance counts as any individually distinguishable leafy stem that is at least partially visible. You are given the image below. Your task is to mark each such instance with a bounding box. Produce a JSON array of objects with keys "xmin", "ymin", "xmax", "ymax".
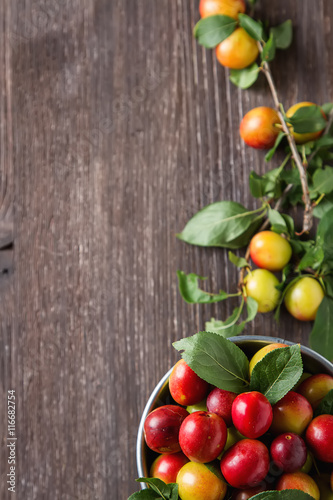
[
  {"xmin": 238, "ymin": 243, "xmax": 252, "ymax": 290},
  {"xmin": 258, "ymin": 42, "xmax": 313, "ymax": 234},
  {"xmin": 313, "ymin": 192, "xmax": 325, "ymax": 207},
  {"xmin": 274, "ymin": 183, "xmax": 293, "ymax": 211},
  {"xmin": 217, "ymin": 295, "xmax": 245, "ymax": 330}
]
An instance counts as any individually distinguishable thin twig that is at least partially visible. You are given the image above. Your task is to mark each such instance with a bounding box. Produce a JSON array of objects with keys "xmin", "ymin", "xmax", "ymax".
[
  {"xmin": 238, "ymin": 245, "xmax": 252, "ymax": 291},
  {"xmin": 258, "ymin": 43, "xmax": 313, "ymax": 234},
  {"xmin": 274, "ymin": 183, "xmax": 293, "ymax": 212}
]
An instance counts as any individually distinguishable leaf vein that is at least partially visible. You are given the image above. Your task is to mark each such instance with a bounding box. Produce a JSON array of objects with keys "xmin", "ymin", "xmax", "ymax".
[
  {"xmin": 200, "ymin": 348, "xmax": 248, "ymax": 385},
  {"xmin": 264, "ymin": 351, "xmax": 298, "ymax": 398}
]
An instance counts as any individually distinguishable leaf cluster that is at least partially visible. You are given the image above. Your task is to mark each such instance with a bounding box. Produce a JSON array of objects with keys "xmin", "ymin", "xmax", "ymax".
[
  {"xmin": 173, "ymin": 334, "xmax": 302, "ymax": 404},
  {"xmin": 194, "ymin": 14, "xmax": 293, "ymax": 89},
  {"xmin": 176, "ymin": 202, "xmax": 333, "ymax": 361},
  {"xmin": 176, "ymin": 100, "xmax": 333, "ymax": 362},
  {"xmin": 130, "ymin": 474, "xmax": 314, "ymax": 500}
]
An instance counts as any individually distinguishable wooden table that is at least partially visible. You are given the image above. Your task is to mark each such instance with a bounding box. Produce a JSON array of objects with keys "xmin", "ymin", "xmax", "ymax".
[{"xmin": 0, "ymin": 1, "xmax": 332, "ymax": 498}]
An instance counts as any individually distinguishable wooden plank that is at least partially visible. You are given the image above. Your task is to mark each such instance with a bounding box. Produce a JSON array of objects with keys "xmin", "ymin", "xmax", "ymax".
[{"xmin": 0, "ymin": 0, "xmax": 332, "ymax": 498}]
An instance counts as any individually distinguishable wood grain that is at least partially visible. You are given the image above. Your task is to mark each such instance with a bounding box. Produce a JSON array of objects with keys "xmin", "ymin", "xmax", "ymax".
[{"xmin": 0, "ymin": 0, "xmax": 332, "ymax": 498}]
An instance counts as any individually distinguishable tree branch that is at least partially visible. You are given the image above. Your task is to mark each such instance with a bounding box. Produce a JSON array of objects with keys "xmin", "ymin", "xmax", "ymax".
[{"xmin": 258, "ymin": 44, "xmax": 313, "ymax": 234}]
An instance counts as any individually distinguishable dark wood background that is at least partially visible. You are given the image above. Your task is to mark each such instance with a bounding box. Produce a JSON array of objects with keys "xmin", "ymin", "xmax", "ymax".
[{"xmin": 0, "ymin": 1, "xmax": 332, "ymax": 498}]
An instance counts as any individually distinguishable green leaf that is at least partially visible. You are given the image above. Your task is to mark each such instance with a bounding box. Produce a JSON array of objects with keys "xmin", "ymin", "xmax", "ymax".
[
  {"xmin": 309, "ymin": 146, "xmax": 333, "ymax": 168},
  {"xmin": 320, "ymin": 151, "xmax": 333, "ymax": 161},
  {"xmin": 268, "ymin": 209, "xmax": 289, "ymax": 233},
  {"xmin": 265, "ymin": 132, "xmax": 286, "ymax": 161},
  {"xmin": 280, "ymin": 168, "xmax": 300, "ymax": 185},
  {"xmin": 297, "ymin": 142, "xmax": 314, "ymax": 156},
  {"xmin": 321, "ymin": 102, "xmax": 333, "ymax": 115},
  {"xmin": 280, "ymin": 214, "xmax": 295, "ymax": 236},
  {"xmin": 313, "ymin": 135, "xmax": 333, "ymax": 148},
  {"xmin": 167, "ymin": 484, "xmax": 178, "ymax": 500},
  {"xmin": 313, "ymin": 194, "xmax": 333, "ymax": 219},
  {"xmin": 193, "ymin": 15, "xmax": 237, "ymax": 48},
  {"xmin": 268, "ymin": 212, "xmax": 294, "ymax": 237},
  {"xmin": 314, "ymin": 389, "xmax": 333, "ymax": 417},
  {"xmin": 270, "ymin": 224, "xmax": 290, "ymax": 234},
  {"xmin": 311, "ymin": 166, "xmax": 333, "ymax": 195},
  {"xmin": 255, "ymin": 155, "xmax": 289, "ymax": 199},
  {"xmin": 323, "ymin": 274, "xmax": 333, "ymax": 298},
  {"xmin": 270, "ymin": 20, "xmax": 293, "ymax": 49},
  {"xmin": 316, "ymin": 207, "xmax": 333, "ymax": 268},
  {"xmin": 229, "ymin": 63, "xmax": 260, "ymax": 89},
  {"xmin": 249, "ymin": 172, "xmax": 271, "ymax": 199},
  {"xmin": 227, "ymin": 218, "xmax": 264, "ymax": 249},
  {"xmin": 286, "ymin": 105, "xmax": 327, "ymax": 134},
  {"xmin": 295, "ymin": 221, "xmax": 325, "ymax": 270},
  {"xmin": 297, "ymin": 244, "xmax": 324, "ymax": 271},
  {"xmin": 322, "ymin": 242, "xmax": 333, "ymax": 271},
  {"xmin": 249, "ymin": 345, "xmax": 303, "ymax": 405},
  {"xmin": 275, "ymin": 262, "xmax": 292, "ymax": 291},
  {"xmin": 289, "ymin": 238, "xmax": 314, "ymax": 257},
  {"xmin": 135, "ymin": 478, "xmax": 178, "ymax": 500},
  {"xmin": 177, "ymin": 271, "xmax": 234, "ymax": 304},
  {"xmin": 309, "ymin": 153, "xmax": 324, "ymax": 169},
  {"xmin": 226, "ymin": 221, "xmax": 262, "ymax": 250},
  {"xmin": 249, "ymin": 165, "xmax": 284, "ymax": 199},
  {"xmin": 251, "ymin": 491, "xmax": 315, "ymax": 500},
  {"xmin": 177, "ymin": 201, "xmax": 266, "ymax": 248},
  {"xmin": 268, "ymin": 210, "xmax": 286, "ymax": 228},
  {"xmin": 238, "ymin": 14, "xmax": 263, "ymax": 41},
  {"xmin": 128, "ymin": 490, "xmax": 160, "ymax": 500},
  {"xmin": 245, "ymin": 296, "xmax": 259, "ymax": 321},
  {"xmin": 228, "ymin": 251, "xmax": 249, "ymax": 269},
  {"xmin": 205, "ymin": 297, "xmax": 258, "ymax": 338},
  {"xmin": 205, "ymin": 310, "xmax": 243, "ymax": 337},
  {"xmin": 129, "ymin": 491, "xmax": 161, "ymax": 500},
  {"xmin": 310, "ymin": 296, "xmax": 333, "ymax": 363},
  {"xmin": 173, "ymin": 332, "xmax": 250, "ymax": 393},
  {"xmin": 285, "ymin": 185, "xmax": 304, "ymax": 206},
  {"xmin": 203, "ymin": 463, "xmax": 224, "ymax": 481},
  {"xmin": 261, "ymin": 33, "xmax": 276, "ymax": 62},
  {"xmin": 317, "ymin": 207, "xmax": 333, "ymax": 240}
]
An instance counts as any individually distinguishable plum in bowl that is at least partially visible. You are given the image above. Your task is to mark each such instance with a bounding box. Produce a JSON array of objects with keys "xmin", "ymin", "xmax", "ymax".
[{"xmin": 136, "ymin": 335, "xmax": 333, "ymax": 497}]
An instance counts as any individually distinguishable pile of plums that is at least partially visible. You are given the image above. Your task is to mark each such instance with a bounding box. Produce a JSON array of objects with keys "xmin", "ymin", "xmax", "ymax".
[{"xmin": 143, "ymin": 345, "xmax": 333, "ymax": 500}]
